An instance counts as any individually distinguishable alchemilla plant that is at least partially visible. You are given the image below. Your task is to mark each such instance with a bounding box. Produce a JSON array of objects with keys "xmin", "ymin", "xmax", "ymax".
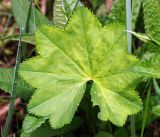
[{"xmin": 19, "ymin": 7, "xmax": 160, "ymax": 134}]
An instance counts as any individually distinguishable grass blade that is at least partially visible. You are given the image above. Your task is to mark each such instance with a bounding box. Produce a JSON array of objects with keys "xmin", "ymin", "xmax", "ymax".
[
  {"xmin": 140, "ymin": 82, "xmax": 151, "ymax": 137},
  {"xmin": 153, "ymin": 79, "xmax": 160, "ymax": 103},
  {"xmin": 130, "ymin": 116, "xmax": 136, "ymax": 137},
  {"xmin": 3, "ymin": 28, "xmax": 22, "ymax": 137},
  {"xmin": 126, "ymin": 0, "xmax": 132, "ymax": 54},
  {"xmin": 125, "ymin": 0, "xmax": 136, "ymax": 136}
]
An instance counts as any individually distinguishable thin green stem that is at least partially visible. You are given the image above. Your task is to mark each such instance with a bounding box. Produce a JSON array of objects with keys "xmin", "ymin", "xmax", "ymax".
[
  {"xmin": 131, "ymin": 116, "xmax": 136, "ymax": 137},
  {"xmin": 126, "ymin": 0, "xmax": 136, "ymax": 137},
  {"xmin": 73, "ymin": 0, "xmax": 81, "ymax": 12},
  {"xmin": 3, "ymin": 28, "xmax": 22, "ymax": 137},
  {"xmin": 126, "ymin": 0, "xmax": 132, "ymax": 54},
  {"xmin": 141, "ymin": 82, "xmax": 151, "ymax": 137}
]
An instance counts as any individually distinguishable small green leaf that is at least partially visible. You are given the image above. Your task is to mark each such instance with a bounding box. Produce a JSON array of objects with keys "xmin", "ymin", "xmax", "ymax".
[
  {"xmin": 21, "ymin": 116, "xmax": 82, "ymax": 137},
  {"xmin": 21, "ymin": 122, "xmax": 53, "ymax": 137},
  {"xmin": 152, "ymin": 105, "xmax": 160, "ymax": 116},
  {"xmin": 22, "ymin": 115, "xmax": 46, "ymax": 133},
  {"xmin": 127, "ymin": 31, "xmax": 151, "ymax": 43}
]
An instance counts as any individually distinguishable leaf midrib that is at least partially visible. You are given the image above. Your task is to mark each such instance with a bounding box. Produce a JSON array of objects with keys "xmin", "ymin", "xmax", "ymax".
[{"xmin": 80, "ymin": 9, "xmax": 92, "ymax": 76}]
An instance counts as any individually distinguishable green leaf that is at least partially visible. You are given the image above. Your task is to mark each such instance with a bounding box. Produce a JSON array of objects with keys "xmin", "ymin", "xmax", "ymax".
[
  {"xmin": 137, "ymin": 52, "xmax": 160, "ymax": 78},
  {"xmin": 143, "ymin": 0, "xmax": 160, "ymax": 43},
  {"xmin": 153, "ymin": 79, "xmax": 160, "ymax": 103},
  {"xmin": 0, "ymin": 68, "xmax": 34, "ymax": 100},
  {"xmin": 12, "ymin": 0, "xmax": 50, "ymax": 33},
  {"xmin": 20, "ymin": 7, "xmax": 151, "ymax": 128},
  {"xmin": 53, "ymin": 0, "xmax": 68, "ymax": 28},
  {"xmin": 53, "ymin": 0, "xmax": 83, "ymax": 28},
  {"xmin": 125, "ymin": 31, "xmax": 160, "ymax": 47},
  {"xmin": 21, "ymin": 122, "xmax": 53, "ymax": 137},
  {"xmin": 127, "ymin": 31, "xmax": 151, "ymax": 43},
  {"xmin": 152, "ymin": 105, "xmax": 160, "ymax": 116},
  {"xmin": 21, "ymin": 116, "xmax": 82, "ymax": 137},
  {"xmin": 131, "ymin": 42, "xmax": 160, "ymax": 78},
  {"xmin": 22, "ymin": 115, "xmax": 46, "ymax": 134},
  {"xmin": 141, "ymin": 84, "xmax": 151, "ymax": 137}
]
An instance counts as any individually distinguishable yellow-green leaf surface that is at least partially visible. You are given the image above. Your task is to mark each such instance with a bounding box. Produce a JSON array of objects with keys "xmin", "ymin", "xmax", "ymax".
[
  {"xmin": 22, "ymin": 115, "xmax": 46, "ymax": 133},
  {"xmin": 20, "ymin": 7, "xmax": 143, "ymax": 128}
]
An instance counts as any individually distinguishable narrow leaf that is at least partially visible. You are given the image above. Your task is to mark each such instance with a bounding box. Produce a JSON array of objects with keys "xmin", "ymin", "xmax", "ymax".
[
  {"xmin": 12, "ymin": 0, "xmax": 50, "ymax": 33},
  {"xmin": 153, "ymin": 79, "xmax": 160, "ymax": 103},
  {"xmin": 141, "ymin": 84, "xmax": 151, "ymax": 137}
]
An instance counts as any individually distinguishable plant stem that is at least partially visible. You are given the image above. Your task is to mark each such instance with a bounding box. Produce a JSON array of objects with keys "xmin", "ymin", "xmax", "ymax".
[
  {"xmin": 126, "ymin": 0, "xmax": 136, "ymax": 137},
  {"xmin": 3, "ymin": 28, "xmax": 22, "ymax": 137},
  {"xmin": 126, "ymin": 0, "xmax": 132, "ymax": 54},
  {"xmin": 131, "ymin": 116, "xmax": 136, "ymax": 137},
  {"xmin": 73, "ymin": 0, "xmax": 80, "ymax": 12}
]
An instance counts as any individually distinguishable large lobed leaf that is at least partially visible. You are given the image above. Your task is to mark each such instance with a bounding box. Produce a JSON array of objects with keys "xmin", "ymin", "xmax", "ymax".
[{"xmin": 20, "ymin": 7, "xmax": 158, "ymax": 129}]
